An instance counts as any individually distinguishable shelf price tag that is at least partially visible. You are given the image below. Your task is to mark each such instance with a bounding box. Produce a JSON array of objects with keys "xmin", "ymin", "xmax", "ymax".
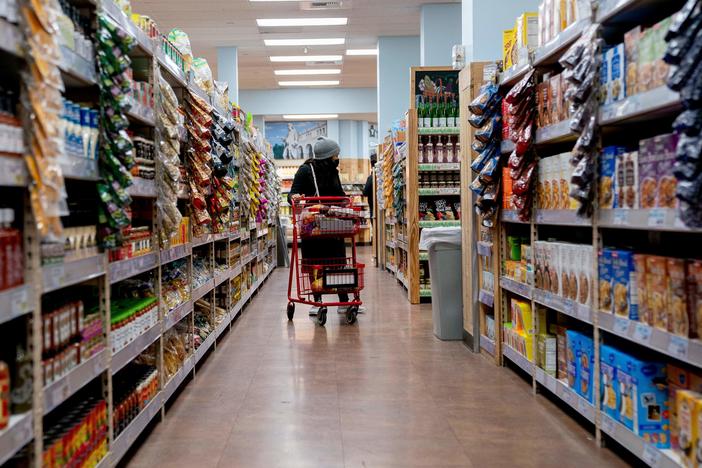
[
  {"xmin": 10, "ymin": 287, "xmax": 28, "ymax": 316},
  {"xmin": 668, "ymin": 336, "xmax": 689, "ymax": 360},
  {"xmin": 613, "ymin": 210, "xmax": 628, "ymax": 225},
  {"xmin": 576, "ymin": 305, "xmax": 591, "ymax": 322},
  {"xmin": 577, "ymin": 397, "xmax": 591, "ymax": 416},
  {"xmin": 648, "ymin": 208, "xmax": 667, "ymax": 227},
  {"xmin": 562, "ymin": 388, "xmax": 575, "ymax": 405},
  {"xmin": 633, "ymin": 323, "xmax": 653, "ymax": 345},
  {"xmin": 45, "ymin": 265, "xmax": 66, "ymax": 291},
  {"xmin": 642, "ymin": 444, "xmax": 661, "ymax": 467},
  {"xmin": 13, "ymin": 417, "xmax": 32, "ymax": 446},
  {"xmin": 614, "ymin": 317, "xmax": 630, "ymax": 335},
  {"xmin": 601, "ymin": 415, "xmax": 616, "ymax": 434},
  {"xmin": 562, "ymin": 298, "xmax": 575, "ymax": 317}
]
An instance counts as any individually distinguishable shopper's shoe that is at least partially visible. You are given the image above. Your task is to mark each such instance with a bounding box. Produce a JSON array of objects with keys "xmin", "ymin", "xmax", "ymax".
[
  {"xmin": 338, "ymin": 305, "xmax": 366, "ymax": 314},
  {"xmin": 309, "ymin": 306, "xmax": 320, "ymax": 316}
]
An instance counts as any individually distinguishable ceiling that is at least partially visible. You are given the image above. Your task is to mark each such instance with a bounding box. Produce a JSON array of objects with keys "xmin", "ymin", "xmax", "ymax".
[{"xmin": 131, "ymin": 0, "xmax": 460, "ymax": 90}]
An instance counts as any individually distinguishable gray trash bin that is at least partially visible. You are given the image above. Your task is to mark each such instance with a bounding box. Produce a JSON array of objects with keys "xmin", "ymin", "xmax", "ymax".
[{"xmin": 419, "ymin": 228, "xmax": 463, "ymax": 340}]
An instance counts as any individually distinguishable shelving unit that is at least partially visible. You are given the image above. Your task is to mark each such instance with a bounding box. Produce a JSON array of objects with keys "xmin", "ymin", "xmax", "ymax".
[
  {"xmin": 0, "ymin": 0, "xmax": 280, "ymax": 465},
  {"xmin": 472, "ymin": 1, "xmax": 700, "ymax": 466}
]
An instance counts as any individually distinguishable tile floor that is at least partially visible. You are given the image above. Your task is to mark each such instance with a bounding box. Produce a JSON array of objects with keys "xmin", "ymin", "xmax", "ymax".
[{"xmin": 123, "ymin": 248, "xmax": 630, "ymax": 468}]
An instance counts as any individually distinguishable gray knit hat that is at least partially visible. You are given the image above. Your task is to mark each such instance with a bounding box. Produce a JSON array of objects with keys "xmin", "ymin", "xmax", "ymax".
[{"xmin": 313, "ymin": 137, "xmax": 340, "ymax": 160}]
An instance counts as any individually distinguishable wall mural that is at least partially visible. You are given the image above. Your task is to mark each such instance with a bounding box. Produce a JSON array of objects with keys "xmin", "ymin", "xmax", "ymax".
[{"xmin": 266, "ymin": 121, "xmax": 328, "ymax": 160}]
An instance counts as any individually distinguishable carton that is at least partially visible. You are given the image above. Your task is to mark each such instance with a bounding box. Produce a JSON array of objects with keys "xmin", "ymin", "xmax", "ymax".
[
  {"xmin": 558, "ymin": 153, "xmax": 570, "ymax": 210},
  {"xmin": 502, "ymin": 29, "xmax": 516, "ymax": 70},
  {"xmin": 599, "ymin": 249, "xmax": 614, "ymax": 313},
  {"xmin": 669, "ymin": 364, "xmax": 691, "ymax": 451},
  {"xmin": 617, "ymin": 351, "xmax": 669, "ymax": 447},
  {"xmin": 601, "ymin": 344, "xmax": 620, "ymax": 421},
  {"xmin": 546, "ymin": 242, "xmax": 561, "ymax": 296},
  {"xmin": 549, "ymin": 75, "xmax": 562, "ymax": 125},
  {"xmin": 651, "ymin": 17, "xmax": 672, "ymax": 90},
  {"xmin": 534, "ymin": 241, "xmax": 545, "ymax": 290},
  {"xmin": 637, "ymin": 26, "xmax": 654, "ymax": 93},
  {"xmin": 668, "ymin": 258, "xmax": 689, "ymax": 337},
  {"xmin": 537, "ymin": 81, "xmax": 551, "ymax": 128},
  {"xmin": 677, "ymin": 389, "xmax": 701, "ymax": 461},
  {"xmin": 624, "ymin": 26, "xmax": 641, "ymax": 96},
  {"xmin": 647, "ymin": 256, "xmax": 669, "ymax": 331},
  {"xmin": 537, "ymin": 333, "xmax": 557, "ymax": 377},
  {"xmin": 600, "ymin": 47, "xmax": 610, "ymax": 104},
  {"xmin": 687, "ymin": 260, "xmax": 702, "ymax": 339},
  {"xmin": 615, "ymin": 151, "xmax": 639, "ymax": 209},
  {"xmin": 578, "ymin": 245, "xmax": 593, "ymax": 306},
  {"xmin": 515, "ymin": 13, "xmax": 539, "ymax": 52},
  {"xmin": 607, "ymin": 44, "xmax": 626, "ymax": 104},
  {"xmin": 551, "ymin": 324, "xmax": 568, "ymax": 381},
  {"xmin": 575, "ymin": 333, "xmax": 594, "ymax": 404},
  {"xmin": 654, "ymin": 133, "xmax": 679, "ymax": 209},
  {"xmin": 566, "ymin": 330, "xmax": 579, "ymax": 389},
  {"xmin": 633, "ymin": 254, "xmax": 651, "ymax": 325},
  {"xmin": 612, "ymin": 249, "xmax": 639, "ymax": 321},
  {"xmin": 598, "ymin": 146, "xmax": 623, "ymax": 209}
]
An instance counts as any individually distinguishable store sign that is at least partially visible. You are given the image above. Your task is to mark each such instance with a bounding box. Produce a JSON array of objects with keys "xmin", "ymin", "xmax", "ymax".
[{"xmin": 266, "ymin": 121, "xmax": 328, "ymax": 160}]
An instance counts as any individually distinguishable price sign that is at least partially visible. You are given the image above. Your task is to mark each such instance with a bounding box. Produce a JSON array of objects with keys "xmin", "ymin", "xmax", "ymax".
[
  {"xmin": 613, "ymin": 210, "xmax": 628, "ymax": 225},
  {"xmin": 479, "ymin": 290, "xmax": 494, "ymax": 308},
  {"xmin": 10, "ymin": 287, "xmax": 28, "ymax": 316},
  {"xmin": 562, "ymin": 299, "xmax": 575, "ymax": 317},
  {"xmin": 668, "ymin": 336, "xmax": 689, "ymax": 360},
  {"xmin": 13, "ymin": 417, "xmax": 32, "ymax": 446},
  {"xmin": 648, "ymin": 208, "xmax": 667, "ymax": 227},
  {"xmin": 601, "ymin": 415, "xmax": 616, "ymax": 434},
  {"xmin": 577, "ymin": 397, "xmax": 591, "ymax": 415},
  {"xmin": 546, "ymin": 375, "xmax": 557, "ymax": 394},
  {"xmin": 614, "ymin": 317, "xmax": 630, "ymax": 335},
  {"xmin": 52, "ymin": 381, "xmax": 70, "ymax": 408},
  {"xmin": 633, "ymin": 323, "xmax": 652, "ymax": 345},
  {"xmin": 642, "ymin": 444, "xmax": 661, "ymax": 467},
  {"xmin": 576, "ymin": 305, "xmax": 591, "ymax": 322},
  {"xmin": 45, "ymin": 265, "xmax": 66, "ymax": 291},
  {"xmin": 561, "ymin": 388, "xmax": 575, "ymax": 405}
]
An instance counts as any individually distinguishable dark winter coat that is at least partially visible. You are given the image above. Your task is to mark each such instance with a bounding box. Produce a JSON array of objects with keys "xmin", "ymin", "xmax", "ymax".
[{"xmin": 289, "ymin": 160, "xmax": 347, "ymax": 261}]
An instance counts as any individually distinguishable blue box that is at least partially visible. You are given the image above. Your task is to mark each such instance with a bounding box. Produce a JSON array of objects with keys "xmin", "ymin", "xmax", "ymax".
[
  {"xmin": 612, "ymin": 249, "xmax": 639, "ymax": 321},
  {"xmin": 600, "ymin": 344, "xmax": 620, "ymax": 420},
  {"xmin": 575, "ymin": 334, "xmax": 594, "ymax": 404},
  {"xmin": 566, "ymin": 330, "xmax": 579, "ymax": 391},
  {"xmin": 598, "ymin": 249, "xmax": 614, "ymax": 313}
]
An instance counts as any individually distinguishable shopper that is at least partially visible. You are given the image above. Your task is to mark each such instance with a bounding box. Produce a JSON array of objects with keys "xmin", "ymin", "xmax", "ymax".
[
  {"xmin": 362, "ymin": 151, "xmax": 376, "ymax": 215},
  {"xmin": 289, "ymin": 137, "xmax": 355, "ymax": 315}
]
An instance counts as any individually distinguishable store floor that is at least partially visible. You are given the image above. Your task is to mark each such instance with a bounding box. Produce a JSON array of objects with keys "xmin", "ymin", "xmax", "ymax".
[{"xmin": 126, "ymin": 248, "xmax": 628, "ymax": 468}]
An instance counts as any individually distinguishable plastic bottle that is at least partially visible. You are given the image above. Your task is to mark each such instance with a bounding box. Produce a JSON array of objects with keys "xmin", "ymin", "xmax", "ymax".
[{"xmin": 89, "ymin": 110, "xmax": 99, "ymax": 160}]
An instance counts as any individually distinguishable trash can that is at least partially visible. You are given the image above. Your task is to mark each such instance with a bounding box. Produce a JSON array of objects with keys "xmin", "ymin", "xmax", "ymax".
[{"xmin": 419, "ymin": 227, "xmax": 463, "ymax": 340}]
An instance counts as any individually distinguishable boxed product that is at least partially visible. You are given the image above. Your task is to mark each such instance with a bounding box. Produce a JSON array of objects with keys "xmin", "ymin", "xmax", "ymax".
[
  {"xmin": 649, "ymin": 16, "xmax": 672, "ymax": 90},
  {"xmin": 537, "ymin": 333, "xmax": 557, "ymax": 377},
  {"xmin": 563, "ymin": 243, "xmax": 579, "ymax": 301},
  {"xmin": 598, "ymin": 249, "xmax": 614, "ymax": 313},
  {"xmin": 577, "ymin": 245, "xmax": 593, "ymax": 306},
  {"xmin": 646, "ymin": 256, "xmax": 668, "ymax": 331},
  {"xmin": 575, "ymin": 333, "xmax": 594, "ymax": 404},
  {"xmin": 511, "ymin": 298, "xmax": 533, "ymax": 334},
  {"xmin": 612, "ymin": 249, "xmax": 638, "ymax": 320},
  {"xmin": 634, "ymin": 254, "xmax": 651, "ymax": 325},
  {"xmin": 668, "ymin": 258, "xmax": 690, "ymax": 337},
  {"xmin": 624, "ymin": 26, "xmax": 641, "ymax": 96},
  {"xmin": 687, "ymin": 260, "xmax": 702, "ymax": 339},
  {"xmin": 534, "ymin": 241, "xmax": 546, "ymax": 290},
  {"xmin": 654, "ymin": 133, "xmax": 679, "ymax": 209},
  {"xmin": 514, "ymin": 13, "xmax": 539, "ymax": 56},
  {"xmin": 551, "ymin": 324, "xmax": 568, "ymax": 381},
  {"xmin": 668, "ymin": 364, "xmax": 695, "ymax": 451},
  {"xmin": 606, "ymin": 44, "xmax": 626, "ymax": 105},
  {"xmin": 616, "ymin": 352, "xmax": 669, "ymax": 447},
  {"xmin": 502, "ymin": 167, "xmax": 514, "ymax": 209},
  {"xmin": 502, "ymin": 29, "xmax": 516, "ymax": 70},
  {"xmin": 599, "ymin": 146, "xmax": 625, "ymax": 210},
  {"xmin": 537, "ymin": 81, "xmax": 551, "ymax": 128},
  {"xmin": 549, "ymin": 75, "xmax": 563, "ymax": 125},
  {"xmin": 599, "ymin": 47, "xmax": 610, "ymax": 104},
  {"xmin": 545, "ymin": 242, "xmax": 561, "ymax": 296},
  {"xmin": 600, "ymin": 344, "xmax": 620, "ymax": 421},
  {"xmin": 613, "ymin": 151, "xmax": 639, "ymax": 209},
  {"xmin": 676, "ymin": 389, "xmax": 702, "ymax": 463},
  {"xmin": 566, "ymin": 329, "xmax": 579, "ymax": 389},
  {"xmin": 562, "ymin": 152, "xmax": 578, "ymax": 210}
]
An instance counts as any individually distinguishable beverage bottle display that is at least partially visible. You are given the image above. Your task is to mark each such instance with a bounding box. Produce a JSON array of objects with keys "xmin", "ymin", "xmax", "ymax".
[
  {"xmin": 422, "ymin": 98, "xmax": 431, "ymax": 128},
  {"xmin": 417, "ymin": 96, "xmax": 424, "ymax": 128},
  {"xmin": 11, "ymin": 344, "xmax": 32, "ymax": 414},
  {"xmin": 418, "ymin": 138, "xmax": 425, "ymax": 163},
  {"xmin": 438, "ymin": 96, "xmax": 447, "ymax": 128},
  {"xmin": 425, "ymin": 137, "xmax": 434, "ymax": 163},
  {"xmin": 435, "ymin": 136, "xmax": 444, "ymax": 163}
]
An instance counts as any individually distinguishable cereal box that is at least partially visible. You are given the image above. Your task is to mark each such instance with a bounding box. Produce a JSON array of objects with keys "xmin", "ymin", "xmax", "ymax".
[
  {"xmin": 638, "ymin": 136, "xmax": 658, "ymax": 209},
  {"xmin": 607, "ymin": 43, "xmax": 626, "ymax": 104},
  {"xmin": 599, "ymin": 146, "xmax": 624, "ymax": 209},
  {"xmin": 575, "ymin": 333, "xmax": 594, "ymax": 404},
  {"xmin": 502, "ymin": 29, "xmax": 516, "ymax": 70},
  {"xmin": 601, "ymin": 344, "xmax": 620, "ymax": 421},
  {"xmin": 651, "ymin": 17, "xmax": 672, "ymax": 90},
  {"xmin": 686, "ymin": 260, "xmax": 702, "ymax": 339},
  {"xmin": 537, "ymin": 333, "xmax": 557, "ymax": 377},
  {"xmin": 669, "ymin": 364, "xmax": 691, "ymax": 451},
  {"xmin": 600, "ymin": 47, "xmax": 610, "ymax": 104},
  {"xmin": 668, "ymin": 258, "xmax": 689, "ymax": 337},
  {"xmin": 637, "ymin": 26, "xmax": 655, "ymax": 93},
  {"xmin": 551, "ymin": 324, "xmax": 568, "ymax": 380},
  {"xmin": 534, "ymin": 241, "xmax": 545, "ymax": 290},
  {"xmin": 677, "ymin": 390, "xmax": 701, "ymax": 459},
  {"xmin": 655, "ymin": 133, "xmax": 680, "ymax": 209},
  {"xmin": 537, "ymin": 81, "xmax": 551, "ymax": 128},
  {"xmin": 549, "ymin": 75, "xmax": 562, "ymax": 125},
  {"xmin": 614, "ymin": 151, "xmax": 639, "ymax": 209},
  {"xmin": 612, "ymin": 249, "xmax": 638, "ymax": 320},
  {"xmin": 578, "ymin": 245, "xmax": 593, "ymax": 306},
  {"xmin": 599, "ymin": 249, "xmax": 614, "ymax": 313},
  {"xmin": 559, "ymin": 73, "xmax": 569, "ymax": 121},
  {"xmin": 546, "ymin": 242, "xmax": 561, "ymax": 296},
  {"xmin": 633, "ymin": 254, "xmax": 651, "ymax": 325},
  {"xmin": 624, "ymin": 26, "xmax": 641, "ymax": 96},
  {"xmin": 558, "ymin": 153, "xmax": 572, "ymax": 210},
  {"xmin": 566, "ymin": 330, "xmax": 579, "ymax": 389},
  {"xmin": 646, "ymin": 256, "xmax": 669, "ymax": 331},
  {"xmin": 515, "ymin": 13, "xmax": 539, "ymax": 52}
]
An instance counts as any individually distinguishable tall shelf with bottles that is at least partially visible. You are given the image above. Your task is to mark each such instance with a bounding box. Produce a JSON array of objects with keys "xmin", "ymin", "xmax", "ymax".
[
  {"xmin": 0, "ymin": 0, "xmax": 279, "ymax": 466},
  {"xmin": 467, "ymin": 1, "xmax": 702, "ymax": 466}
]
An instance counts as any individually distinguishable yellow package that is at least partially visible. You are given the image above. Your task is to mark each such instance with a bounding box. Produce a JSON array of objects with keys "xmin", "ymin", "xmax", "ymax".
[
  {"xmin": 677, "ymin": 390, "xmax": 702, "ymax": 464},
  {"xmin": 514, "ymin": 13, "xmax": 539, "ymax": 51},
  {"xmin": 503, "ymin": 29, "xmax": 515, "ymax": 70}
]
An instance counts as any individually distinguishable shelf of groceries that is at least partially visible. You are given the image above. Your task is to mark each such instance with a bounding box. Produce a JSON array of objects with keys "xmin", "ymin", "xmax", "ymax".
[{"xmin": 466, "ymin": 0, "xmax": 702, "ymax": 466}]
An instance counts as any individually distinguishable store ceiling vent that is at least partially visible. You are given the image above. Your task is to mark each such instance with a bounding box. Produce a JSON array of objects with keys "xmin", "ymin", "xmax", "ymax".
[
  {"xmin": 258, "ymin": 27, "xmax": 304, "ymax": 34},
  {"xmin": 306, "ymin": 59, "xmax": 342, "ymax": 65},
  {"xmin": 299, "ymin": 1, "xmax": 349, "ymax": 11}
]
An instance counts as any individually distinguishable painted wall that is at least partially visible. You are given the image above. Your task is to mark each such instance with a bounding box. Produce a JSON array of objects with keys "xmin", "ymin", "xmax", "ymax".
[
  {"xmin": 421, "ymin": 3, "xmax": 462, "ymax": 66},
  {"xmin": 238, "ymin": 88, "xmax": 377, "ymax": 116},
  {"xmin": 462, "ymin": 0, "xmax": 540, "ymax": 61},
  {"xmin": 377, "ymin": 36, "xmax": 421, "ymax": 140}
]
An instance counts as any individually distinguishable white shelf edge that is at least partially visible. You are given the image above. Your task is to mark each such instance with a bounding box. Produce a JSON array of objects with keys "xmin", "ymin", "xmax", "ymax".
[
  {"xmin": 111, "ymin": 392, "xmax": 163, "ymax": 465},
  {"xmin": 109, "ymin": 252, "xmax": 158, "ymax": 284},
  {"xmin": 111, "ymin": 323, "xmax": 161, "ymax": 374},
  {"xmin": 44, "ymin": 349, "xmax": 108, "ymax": 414},
  {"xmin": 503, "ymin": 344, "xmax": 534, "ymax": 375},
  {"xmin": 163, "ymin": 301, "xmax": 193, "ymax": 332},
  {"xmin": 533, "ymin": 288, "xmax": 594, "ymax": 324},
  {"xmin": 0, "ymin": 285, "xmax": 31, "ymax": 326},
  {"xmin": 534, "ymin": 367, "xmax": 595, "ymax": 423},
  {"xmin": 0, "ymin": 412, "xmax": 33, "ymax": 466}
]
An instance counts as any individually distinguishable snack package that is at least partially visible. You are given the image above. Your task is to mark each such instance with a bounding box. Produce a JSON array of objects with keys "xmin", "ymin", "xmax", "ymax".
[
  {"xmin": 612, "ymin": 249, "xmax": 638, "ymax": 320},
  {"xmin": 614, "ymin": 151, "xmax": 639, "ymax": 209},
  {"xmin": 677, "ymin": 390, "xmax": 702, "ymax": 461},
  {"xmin": 687, "ymin": 260, "xmax": 702, "ymax": 339},
  {"xmin": 634, "ymin": 254, "xmax": 650, "ymax": 325},
  {"xmin": 668, "ymin": 258, "xmax": 689, "ymax": 337},
  {"xmin": 191, "ymin": 57, "xmax": 214, "ymax": 95},
  {"xmin": 600, "ymin": 146, "xmax": 622, "ymax": 209},
  {"xmin": 600, "ymin": 344, "xmax": 620, "ymax": 421},
  {"xmin": 598, "ymin": 249, "xmax": 613, "ymax": 313},
  {"xmin": 646, "ymin": 256, "xmax": 669, "ymax": 331},
  {"xmin": 606, "ymin": 44, "xmax": 626, "ymax": 105}
]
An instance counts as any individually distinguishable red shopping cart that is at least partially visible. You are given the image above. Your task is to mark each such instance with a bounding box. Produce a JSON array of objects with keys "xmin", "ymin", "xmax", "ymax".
[{"xmin": 287, "ymin": 196, "xmax": 365, "ymax": 326}]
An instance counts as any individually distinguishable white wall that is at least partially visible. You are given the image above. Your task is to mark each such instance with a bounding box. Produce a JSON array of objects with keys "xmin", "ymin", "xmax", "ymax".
[
  {"xmin": 239, "ymin": 88, "xmax": 377, "ymax": 116},
  {"xmin": 421, "ymin": 3, "xmax": 462, "ymax": 66}
]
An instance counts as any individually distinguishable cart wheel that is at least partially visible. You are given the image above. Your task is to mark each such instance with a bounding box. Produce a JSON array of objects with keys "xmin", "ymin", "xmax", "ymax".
[
  {"xmin": 317, "ymin": 307, "xmax": 327, "ymax": 326},
  {"xmin": 287, "ymin": 302, "xmax": 295, "ymax": 320},
  {"xmin": 346, "ymin": 306, "xmax": 358, "ymax": 325}
]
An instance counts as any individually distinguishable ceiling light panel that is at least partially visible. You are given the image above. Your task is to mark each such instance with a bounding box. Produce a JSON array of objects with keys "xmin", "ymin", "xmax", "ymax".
[
  {"xmin": 346, "ymin": 49, "xmax": 378, "ymax": 56},
  {"xmin": 278, "ymin": 80, "xmax": 340, "ymax": 86},
  {"xmin": 274, "ymin": 69, "xmax": 341, "ymax": 75},
  {"xmin": 270, "ymin": 55, "xmax": 343, "ymax": 62},
  {"xmin": 265, "ymin": 38, "xmax": 345, "ymax": 46},
  {"xmin": 257, "ymin": 18, "xmax": 348, "ymax": 27},
  {"xmin": 283, "ymin": 114, "xmax": 339, "ymax": 120}
]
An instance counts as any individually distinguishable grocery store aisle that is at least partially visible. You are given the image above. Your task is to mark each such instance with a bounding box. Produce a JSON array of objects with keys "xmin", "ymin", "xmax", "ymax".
[{"xmin": 125, "ymin": 248, "xmax": 627, "ymax": 468}]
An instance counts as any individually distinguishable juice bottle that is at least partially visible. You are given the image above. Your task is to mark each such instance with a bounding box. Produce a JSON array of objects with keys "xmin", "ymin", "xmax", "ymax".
[{"xmin": 0, "ymin": 361, "xmax": 9, "ymax": 429}]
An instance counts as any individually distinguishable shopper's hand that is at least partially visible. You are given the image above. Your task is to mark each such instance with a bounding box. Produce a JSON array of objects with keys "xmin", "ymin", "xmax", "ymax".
[{"xmin": 291, "ymin": 194, "xmax": 303, "ymax": 202}]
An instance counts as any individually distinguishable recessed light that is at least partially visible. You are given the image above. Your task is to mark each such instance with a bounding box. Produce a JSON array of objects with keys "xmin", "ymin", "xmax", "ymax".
[
  {"xmin": 265, "ymin": 38, "xmax": 345, "ymax": 46},
  {"xmin": 346, "ymin": 49, "xmax": 378, "ymax": 56},
  {"xmin": 283, "ymin": 114, "xmax": 339, "ymax": 120},
  {"xmin": 270, "ymin": 55, "xmax": 343, "ymax": 62},
  {"xmin": 257, "ymin": 18, "xmax": 348, "ymax": 27},
  {"xmin": 274, "ymin": 69, "xmax": 342, "ymax": 75},
  {"xmin": 278, "ymin": 80, "xmax": 340, "ymax": 86}
]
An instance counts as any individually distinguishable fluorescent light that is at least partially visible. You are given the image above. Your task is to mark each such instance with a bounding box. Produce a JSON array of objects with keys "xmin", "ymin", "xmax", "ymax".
[
  {"xmin": 250, "ymin": 0, "xmax": 303, "ymax": 2},
  {"xmin": 274, "ymin": 69, "xmax": 341, "ymax": 76},
  {"xmin": 278, "ymin": 80, "xmax": 340, "ymax": 86},
  {"xmin": 283, "ymin": 114, "xmax": 339, "ymax": 120},
  {"xmin": 346, "ymin": 49, "xmax": 378, "ymax": 56},
  {"xmin": 257, "ymin": 18, "xmax": 348, "ymax": 27},
  {"xmin": 265, "ymin": 38, "xmax": 345, "ymax": 46},
  {"xmin": 270, "ymin": 55, "xmax": 343, "ymax": 62}
]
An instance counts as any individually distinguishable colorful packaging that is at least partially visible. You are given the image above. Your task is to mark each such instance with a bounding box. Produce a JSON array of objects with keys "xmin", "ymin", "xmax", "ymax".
[
  {"xmin": 647, "ymin": 256, "xmax": 669, "ymax": 331},
  {"xmin": 503, "ymin": 29, "xmax": 516, "ymax": 70},
  {"xmin": 551, "ymin": 324, "xmax": 568, "ymax": 381},
  {"xmin": 566, "ymin": 329, "xmax": 579, "ymax": 390},
  {"xmin": 613, "ymin": 151, "xmax": 639, "ymax": 209},
  {"xmin": 599, "ymin": 146, "xmax": 623, "ymax": 210},
  {"xmin": 549, "ymin": 75, "xmax": 562, "ymax": 125},
  {"xmin": 654, "ymin": 133, "xmax": 679, "ymax": 209},
  {"xmin": 668, "ymin": 364, "xmax": 691, "ymax": 451},
  {"xmin": 578, "ymin": 245, "xmax": 593, "ymax": 306},
  {"xmin": 624, "ymin": 26, "xmax": 641, "ymax": 96},
  {"xmin": 687, "ymin": 260, "xmax": 702, "ymax": 339},
  {"xmin": 634, "ymin": 254, "xmax": 651, "ymax": 325},
  {"xmin": 600, "ymin": 344, "xmax": 620, "ymax": 421},
  {"xmin": 537, "ymin": 333, "xmax": 557, "ymax": 377},
  {"xmin": 677, "ymin": 390, "xmax": 702, "ymax": 463},
  {"xmin": 668, "ymin": 258, "xmax": 690, "ymax": 337},
  {"xmin": 607, "ymin": 43, "xmax": 626, "ymax": 104},
  {"xmin": 650, "ymin": 17, "xmax": 672, "ymax": 90},
  {"xmin": 612, "ymin": 249, "xmax": 638, "ymax": 321},
  {"xmin": 537, "ymin": 81, "xmax": 551, "ymax": 128},
  {"xmin": 599, "ymin": 249, "xmax": 614, "ymax": 313},
  {"xmin": 575, "ymin": 333, "xmax": 594, "ymax": 404},
  {"xmin": 546, "ymin": 242, "xmax": 561, "ymax": 296}
]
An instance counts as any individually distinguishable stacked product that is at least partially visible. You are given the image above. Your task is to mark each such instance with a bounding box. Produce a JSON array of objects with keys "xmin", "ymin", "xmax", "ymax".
[
  {"xmin": 536, "ymin": 0, "xmax": 589, "ymax": 47},
  {"xmin": 57, "ymin": 0, "xmax": 94, "ymax": 63},
  {"xmin": 96, "ymin": 15, "xmax": 135, "ymax": 248},
  {"xmin": 537, "ymin": 153, "xmax": 578, "ymax": 210},
  {"xmin": 209, "ymin": 112, "xmax": 236, "ymax": 232},
  {"xmin": 663, "ymin": 2, "xmax": 702, "ymax": 227},
  {"xmin": 163, "ymin": 324, "xmax": 190, "ymax": 381},
  {"xmin": 131, "ymin": 136, "xmax": 155, "ymax": 179},
  {"xmin": 559, "ymin": 24, "xmax": 601, "ymax": 217},
  {"xmin": 20, "ymin": 0, "xmax": 68, "ymax": 241},
  {"xmin": 533, "ymin": 241, "xmax": 593, "ymax": 306},
  {"xmin": 193, "ymin": 303, "xmax": 213, "ymax": 348},
  {"xmin": 112, "ymin": 363, "xmax": 158, "ymax": 436},
  {"xmin": 240, "ymin": 131, "xmax": 263, "ymax": 224},
  {"xmin": 192, "ymin": 250, "xmax": 212, "ymax": 289},
  {"xmin": 162, "ymin": 259, "xmax": 190, "ymax": 312},
  {"xmin": 42, "ymin": 398, "xmax": 108, "ymax": 468},
  {"xmin": 62, "ymin": 100, "xmax": 99, "ymax": 161},
  {"xmin": 185, "ymin": 91, "xmax": 213, "ymax": 236},
  {"xmin": 155, "ymin": 71, "xmax": 184, "ymax": 244},
  {"xmin": 504, "ymin": 71, "xmax": 536, "ymax": 222},
  {"xmin": 109, "ymin": 296, "xmax": 158, "ymax": 354},
  {"xmin": 502, "ymin": 12, "xmax": 538, "ymax": 70},
  {"xmin": 598, "ymin": 248, "xmax": 701, "ymax": 338},
  {"xmin": 502, "ymin": 298, "xmax": 535, "ymax": 361},
  {"xmin": 503, "ymin": 236, "xmax": 531, "ymax": 285},
  {"xmin": 380, "ymin": 139, "xmax": 394, "ymax": 215},
  {"xmin": 536, "ymin": 71, "xmax": 571, "ymax": 128},
  {"xmin": 392, "ymin": 160, "xmax": 405, "ymax": 224},
  {"xmin": 468, "ymin": 81, "xmax": 502, "ymax": 226}
]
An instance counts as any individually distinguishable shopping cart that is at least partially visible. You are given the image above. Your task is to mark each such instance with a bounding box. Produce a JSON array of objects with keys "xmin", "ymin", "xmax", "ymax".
[{"xmin": 287, "ymin": 196, "xmax": 365, "ymax": 326}]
